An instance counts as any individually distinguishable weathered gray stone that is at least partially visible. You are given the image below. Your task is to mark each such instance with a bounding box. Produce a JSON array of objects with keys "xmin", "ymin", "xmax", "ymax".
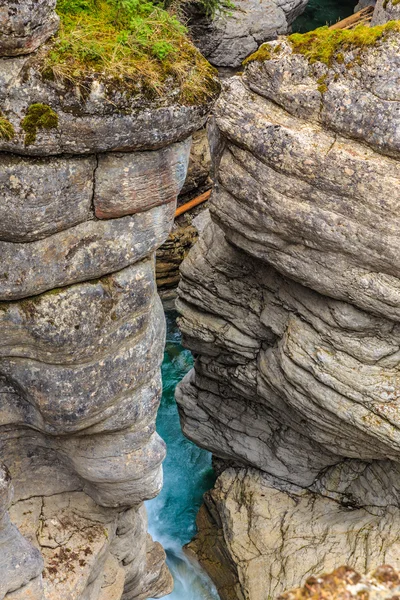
[
  {"xmin": 187, "ymin": 0, "xmax": 308, "ymax": 68},
  {"xmin": 179, "ymin": 128, "xmax": 212, "ymax": 199},
  {"xmin": 0, "ymin": 154, "xmax": 95, "ymax": 242},
  {"xmin": 0, "ymin": 289, "xmax": 166, "ymax": 501},
  {"xmin": 371, "ymin": 0, "xmax": 400, "ymax": 24},
  {"xmin": 0, "ymin": 55, "xmax": 215, "ymax": 156},
  {"xmin": 0, "ymin": 464, "xmax": 43, "ymax": 599},
  {"xmin": 243, "ymin": 36, "xmax": 400, "ymax": 157},
  {"xmin": 94, "ymin": 140, "xmax": 191, "ymax": 219},
  {"xmin": 0, "ymin": 1, "xmax": 59, "ymax": 57},
  {"xmin": 175, "ymin": 26, "xmax": 400, "ymax": 600},
  {"xmin": 211, "ymin": 50, "xmax": 400, "ymax": 320},
  {"xmin": 0, "ymin": 2, "xmax": 212, "ymax": 597},
  {"xmin": 0, "ymin": 202, "xmax": 175, "ymax": 301},
  {"xmin": 0, "ymin": 259, "xmax": 155, "ymax": 364}
]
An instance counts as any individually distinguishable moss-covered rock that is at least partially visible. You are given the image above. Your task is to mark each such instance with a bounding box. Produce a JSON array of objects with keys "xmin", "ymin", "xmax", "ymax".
[
  {"xmin": 245, "ymin": 20, "xmax": 400, "ymax": 66},
  {"xmin": 42, "ymin": 0, "xmax": 219, "ymax": 106},
  {"xmin": 21, "ymin": 104, "xmax": 58, "ymax": 146}
]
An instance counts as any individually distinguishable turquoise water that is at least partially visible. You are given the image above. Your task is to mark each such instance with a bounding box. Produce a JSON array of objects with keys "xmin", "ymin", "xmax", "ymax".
[
  {"xmin": 147, "ymin": 311, "xmax": 219, "ymax": 600},
  {"xmin": 292, "ymin": 0, "xmax": 357, "ymax": 32}
]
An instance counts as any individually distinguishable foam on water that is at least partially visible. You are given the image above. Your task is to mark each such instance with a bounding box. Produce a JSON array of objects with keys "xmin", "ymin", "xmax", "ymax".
[{"xmin": 147, "ymin": 311, "xmax": 220, "ymax": 600}]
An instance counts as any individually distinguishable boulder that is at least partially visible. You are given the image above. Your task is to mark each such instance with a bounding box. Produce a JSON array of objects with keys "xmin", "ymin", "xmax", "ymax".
[
  {"xmin": 0, "ymin": 1, "xmax": 59, "ymax": 57},
  {"xmin": 186, "ymin": 0, "xmax": 309, "ymax": 68},
  {"xmin": 371, "ymin": 0, "xmax": 400, "ymax": 24}
]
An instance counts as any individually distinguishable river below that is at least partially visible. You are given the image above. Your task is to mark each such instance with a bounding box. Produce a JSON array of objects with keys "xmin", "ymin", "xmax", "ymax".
[
  {"xmin": 147, "ymin": 311, "xmax": 219, "ymax": 600},
  {"xmin": 293, "ymin": 0, "xmax": 358, "ymax": 32}
]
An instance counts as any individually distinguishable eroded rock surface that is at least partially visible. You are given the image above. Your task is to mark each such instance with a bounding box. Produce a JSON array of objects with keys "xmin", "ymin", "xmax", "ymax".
[
  {"xmin": 176, "ymin": 22, "xmax": 400, "ymax": 600},
  {"xmin": 0, "ymin": 1, "xmax": 59, "ymax": 57},
  {"xmin": 186, "ymin": 0, "xmax": 309, "ymax": 68},
  {"xmin": 0, "ymin": 3, "xmax": 218, "ymax": 598},
  {"xmin": 156, "ymin": 127, "xmax": 212, "ymax": 292},
  {"xmin": 371, "ymin": 0, "xmax": 400, "ymax": 24}
]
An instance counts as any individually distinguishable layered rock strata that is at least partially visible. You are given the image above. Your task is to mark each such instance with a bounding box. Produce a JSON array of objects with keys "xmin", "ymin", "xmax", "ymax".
[
  {"xmin": 156, "ymin": 128, "xmax": 212, "ymax": 292},
  {"xmin": 0, "ymin": 3, "xmax": 217, "ymax": 599},
  {"xmin": 176, "ymin": 22, "xmax": 400, "ymax": 600},
  {"xmin": 186, "ymin": 0, "xmax": 309, "ymax": 68}
]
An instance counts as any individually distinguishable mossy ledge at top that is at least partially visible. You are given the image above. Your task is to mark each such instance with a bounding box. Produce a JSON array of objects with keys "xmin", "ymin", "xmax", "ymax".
[
  {"xmin": 0, "ymin": 0, "xmax": 220, "ymax": 155},
  {"xmin": 244, "ymin": 20, "xmax": 400, "ymax": 66},
  {"xmin": 36, "ymin": 0, "xmax": 220, "ymax": 106}
]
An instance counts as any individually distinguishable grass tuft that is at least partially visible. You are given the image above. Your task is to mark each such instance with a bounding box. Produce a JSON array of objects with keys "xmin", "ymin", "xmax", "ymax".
[
  {"xmin": 40, "ymin": 0, "xmax": 219, "ymax": 105},
  {"xmin": 0, "ymin": 114, "xmax": 15, "ymax": 141},
  {"xmin": 21, "ymin": 104, "xmax": 59, "ymax": 146}
]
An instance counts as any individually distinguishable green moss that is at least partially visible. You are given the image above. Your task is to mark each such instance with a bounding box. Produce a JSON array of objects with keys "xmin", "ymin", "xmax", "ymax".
[
  {"xmin": 288, "ymin": 21, "xmax": 400, "ymax": 65},
  {"xmin": 40, "ymin": 0, "xmax": 219, "ymax": 105},
  {"xmin": 21, "ymin": 104, "xmax": 58, "ymax": 146},
  {"xmin": 317, "ymin": 74, "xmax": 328, "ymax": 94},
  {"xmin": 242, "ymin": 43, "xmax": 272, "ymax": 65},
  {"xmin": 0, "ymin": 114, "xmax": 15, "ymax": 141}
]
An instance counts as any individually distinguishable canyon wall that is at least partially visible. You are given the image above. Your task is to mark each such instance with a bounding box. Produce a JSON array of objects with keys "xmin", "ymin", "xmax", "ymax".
[
  {"xmin": 0, "ymin": 2, "xmax": 217, "ymax": 599},
  {"xmin": 176, "ymin": 17, "xmax": 400, "ymax": 600}
]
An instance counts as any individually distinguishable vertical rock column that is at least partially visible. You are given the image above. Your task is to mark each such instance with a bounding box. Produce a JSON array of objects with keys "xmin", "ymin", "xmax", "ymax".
[{"xmin": 0, "ymin": 2, "xmax": 217, "ymax": 599}]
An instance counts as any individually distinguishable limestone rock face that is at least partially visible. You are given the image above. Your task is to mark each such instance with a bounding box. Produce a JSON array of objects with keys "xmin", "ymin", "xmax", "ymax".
[
  {"xmin": 0, "ymin": 464, "xmax": 43, "ymax": 598},
  {"xmin": 371, "ymin": 0, "xmax": 400, "ymax": 25},
  {"xmin": 0, "ymin": 55, "xmax": 212, "ymax": 156},
  {"xmin": 0, "ymin": 1, "xmax": 59, "ymax": 57},
  {"xmin": 176, "ymin": 26, "xmax": 400, "ymax": 600},
  {"xmin": 0, "ymin": 7, "xmax": 217, "ymax": 599},
  {"xmin": 186, "ymin": 0, "xmax": 308, "ymax": 68}
]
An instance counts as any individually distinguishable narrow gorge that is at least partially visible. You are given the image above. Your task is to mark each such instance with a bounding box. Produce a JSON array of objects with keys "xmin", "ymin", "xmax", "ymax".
[{"xmin": 2, "ymin": 0, "xmax": 399, "ymax": 599}]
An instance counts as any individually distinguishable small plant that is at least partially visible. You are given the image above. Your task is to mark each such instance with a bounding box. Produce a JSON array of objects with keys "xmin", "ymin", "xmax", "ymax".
[
  {"xmin": 21, "ymin": 104, "xmax": 59, "ymax": 146},
  {"xmin": 198, "ymin": 0, "xmax": 236, "ymax": 19},
  {"xmin": 0, "ymin": 113, "xmax": 15, "ymax": 141}
]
